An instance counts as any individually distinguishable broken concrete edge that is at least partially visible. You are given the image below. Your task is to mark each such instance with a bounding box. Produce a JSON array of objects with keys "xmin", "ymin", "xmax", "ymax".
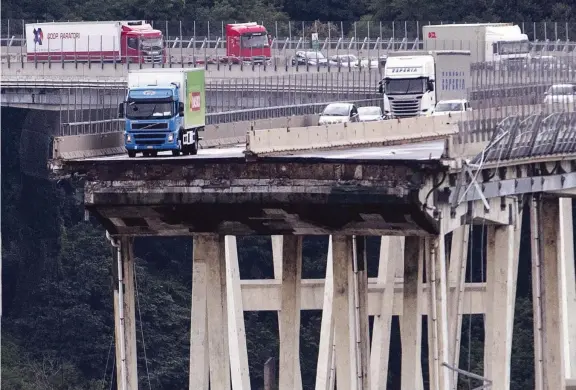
[{"xmin": 244, "ymin": 134, "xmax": 454, "ymax": 158}]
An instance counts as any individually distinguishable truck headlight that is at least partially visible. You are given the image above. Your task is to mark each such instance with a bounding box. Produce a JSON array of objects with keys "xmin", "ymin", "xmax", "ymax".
[
  {"xmin": 126, "ymin": 134, "xmax": 132, "ymax": 142},
  {"xmin": 167, "ymin": 133, "xmax": 174, "ymax": 142}
]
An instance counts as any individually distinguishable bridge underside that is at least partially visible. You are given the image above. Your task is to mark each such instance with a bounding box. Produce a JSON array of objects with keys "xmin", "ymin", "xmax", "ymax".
[
  {"xmin": 89, "ymin": 202, "xmax": 438, "ymax": 236},
  {"xmin": 62, "ymin": 158, "xmax": 444, "ymax": 236}
]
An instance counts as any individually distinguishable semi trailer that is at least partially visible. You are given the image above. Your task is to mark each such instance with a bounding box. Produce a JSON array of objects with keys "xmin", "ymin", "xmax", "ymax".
[
  {"xmin": 379, "ymin": 50, "xmax": 472, "ymax": 118},
  {"xmin": 423, "ymin": 23, "xmax": 530, "ymax": 66},
  {"xmin": 25, "ymin": 20, "xmax": 165, "ymax": 63}
]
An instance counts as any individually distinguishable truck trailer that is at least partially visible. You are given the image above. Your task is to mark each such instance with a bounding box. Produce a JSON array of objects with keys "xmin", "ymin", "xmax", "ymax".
[
  {"xmin": 422, "ymin": 23, "xmax": 529, "ymax": 66},
  {"xmin": 379, "ymin": 50, "xmax": 472, "ymax": 118},
  {"xmin": 120, "ymin": 68, "xmax": 205, "ymax": 157},
  {"xmin": 25, "ymin": 20, "xmax": 165, "ymax": 63}
]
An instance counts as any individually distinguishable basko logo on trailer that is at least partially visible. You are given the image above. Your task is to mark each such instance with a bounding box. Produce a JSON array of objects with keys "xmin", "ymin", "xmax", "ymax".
[{"xmin": 190, "ymin": 92, "xmax": 201, "ymax": 111}]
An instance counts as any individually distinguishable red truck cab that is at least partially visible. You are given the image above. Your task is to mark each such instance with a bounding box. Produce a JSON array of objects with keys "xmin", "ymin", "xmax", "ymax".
[
  {"xmin": 121, "ymin": 21, "xmax": 165, "ymax": 64},
  {"xmin": 225, "ymin": 23, "xmax": 271, "ymax": 64}
]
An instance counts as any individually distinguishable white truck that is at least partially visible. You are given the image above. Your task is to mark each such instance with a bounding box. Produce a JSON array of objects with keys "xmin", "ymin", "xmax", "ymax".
[
  {"xmin": 25, "ymin": 21, "xmax": 165, "ymax": 63},
  {"xmin": 422, "ymin": 23, "xmax": 530, "ymax": 67},
  {"xmin": 378, "ymin": 50, "xmax": 472, "ymax": 118}
]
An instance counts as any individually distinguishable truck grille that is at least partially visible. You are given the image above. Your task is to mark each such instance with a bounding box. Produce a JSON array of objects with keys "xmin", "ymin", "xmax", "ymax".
[
  {"xmin": 143, "ymin": 55, "xmax": 163, "ymax": 64},
  {"xmin": 390, "ymin": 98, "xmax": 421, "ymax": 118},
  {"xmin": 131, "ymin": 122, "xmax": 169, "ymax": 130},
  {"xmin": 133, "ymin": 133, "xmax": 167, "ymax": 145}
]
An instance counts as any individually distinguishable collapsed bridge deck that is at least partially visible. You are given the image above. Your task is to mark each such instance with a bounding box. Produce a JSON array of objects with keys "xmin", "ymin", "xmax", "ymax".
[{"xmin": 57, "ymin": 141, "xmax": 449, "ymax": 236}]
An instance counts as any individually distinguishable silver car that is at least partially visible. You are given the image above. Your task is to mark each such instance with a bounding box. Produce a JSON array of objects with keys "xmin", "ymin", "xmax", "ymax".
[{"xmin": 358, "ymin": 106, "xmax": 384, "ymax": 122}]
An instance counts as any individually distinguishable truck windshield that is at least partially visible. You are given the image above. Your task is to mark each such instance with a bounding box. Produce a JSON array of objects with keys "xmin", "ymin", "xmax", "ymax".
[
  {"xmin": 141, "ymin": 37, "xmax": 163, "ymax": 50},
  {"xmin": 385, "ymin": 78, "xmax": 425, "ymax": 94},
  {"xmin": 241, "ymin": 34, "xmax": 269, "ymax": 48},
  {"xmin": 126, "ymin": 102, "xmax": 173, "ymax": 119},
  {"xmin": 498, "ymin": 41, "xmax": 530, "ymax": 55}
]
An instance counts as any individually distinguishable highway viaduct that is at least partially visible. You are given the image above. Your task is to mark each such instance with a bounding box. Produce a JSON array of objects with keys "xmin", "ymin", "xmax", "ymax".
[
  {"xmin": 3, "ymin": 52, "xmax": 576, "ymax": 389},
  {"xmin": 46, "ymin": 108, "xmax": 576, "ymax": 390}
]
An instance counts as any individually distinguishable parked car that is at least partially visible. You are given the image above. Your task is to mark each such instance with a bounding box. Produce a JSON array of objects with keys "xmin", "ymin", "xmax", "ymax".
[
  {"xmin": 358, "ymin": 106, "xmax": 384, "ymax": 121},
  {"xmin": 292, "ymin": 51, "xmax": 328, "ymax": 66},
  {"xmin": 318, "ymin": 102, "xmax": 359, "ymax": 125},
  {"xmin": 543, "ymin": 84, "xmax": 576, "ymax": 105}
]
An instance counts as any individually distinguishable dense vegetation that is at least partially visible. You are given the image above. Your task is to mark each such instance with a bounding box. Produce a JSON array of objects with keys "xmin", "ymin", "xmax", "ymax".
[{"xmin": 1, "ymin": 1, "xmax": 575, "ymax": 387}]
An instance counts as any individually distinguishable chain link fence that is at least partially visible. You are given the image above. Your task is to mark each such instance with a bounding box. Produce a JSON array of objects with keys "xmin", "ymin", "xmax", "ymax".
[{"xmin": 3, "ymin": 20, "xmax": 576, "ymax": 69}]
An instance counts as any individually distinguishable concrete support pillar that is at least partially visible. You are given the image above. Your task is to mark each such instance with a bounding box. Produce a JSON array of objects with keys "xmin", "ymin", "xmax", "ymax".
[
  {"xmin": 558, "ymin": 199, "xmax": 576, "ymax": 379},
  {"xmin": 426, "ymin": 234, "xmax": 451, "ymax": 390},
  {"xmin": 447, "ymin": 226, "xmax": 469, "ymax": 389},
  {"xmin": 316, "ymin": 237, "xmax": 336, "ymax": 390},
  {"xmin": 111, "ymin": 236, "xmax": 138, "ymax": 390},
  {"xmin": 371, "ymin": 237, "xmax": 403, "ymax": 390},
  {"xmin": 118, "ymin": 237, "xmax": 138, "ymax": 390},
  {"xmin": 207, "ymin": 236, "xmax": 231, "ymax": 390},
  {"xmin": 401, "ymin": 236, "xmax": 424, "ymax": 390},
  {"xmin": 225, "ymin": 236, "xmax": 252, "ymax": 390},
  {"xmin": 332, "ymin": 235, "xmax": 357, "ymax": 390},
  {"xmin": 534, "ymin": 196, "xmax": 571, "ymax": 390},
  {"xmin": 484, "ymin": 213, "xmax": 521, "ymax": 390},
  {"xmin": 531, "ymin": 197, "xmax": 545, "ymax": 390},
  {"xmin": 272, "ymin": 235, "xmax": 303, "ymax": 390},
  {"xmin": 354, "ymin": 236, "xmax": 370, "ymax": 390},
  {"xmin": 112, "ymin": 243, "xmax": 124, "ymax": 390},
  {"xmin": 190, "ymin": 235, "xmax": 211, "ymax": 390},
  {"xmin": 277, "ymin": 236, "xmax": 303, "ymax": 390}
]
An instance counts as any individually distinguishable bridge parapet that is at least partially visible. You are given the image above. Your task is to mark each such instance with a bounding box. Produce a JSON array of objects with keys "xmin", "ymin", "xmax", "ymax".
[{"xmin": 246, "ymin": 113, "xmax": 465, "ymax": 155}]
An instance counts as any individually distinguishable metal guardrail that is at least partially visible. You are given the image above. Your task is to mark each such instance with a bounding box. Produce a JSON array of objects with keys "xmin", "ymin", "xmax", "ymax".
[
  {"xmin": 472, "ymin": 109, "xmax": 576, "ymax": 163},
  {"xmin": 57, "ymin": 98, "xmax": 384, "ymax": 136}
]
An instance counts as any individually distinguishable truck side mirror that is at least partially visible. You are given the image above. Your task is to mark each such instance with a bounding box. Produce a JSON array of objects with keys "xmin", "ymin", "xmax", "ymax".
[
  {"xmin": 179, "ymin": 102, "xmax": 184, "ymax": 117},
  {"xmin": 118, "ymin": 103, "xmax": 124, "ymax": 118},
  {"xmin": 427, "ymin": 80, "xmax": 435, "ymax": 92},
  {"xmin": 378, "ymin": 81, "xmax": 383, "ymax": 94}
]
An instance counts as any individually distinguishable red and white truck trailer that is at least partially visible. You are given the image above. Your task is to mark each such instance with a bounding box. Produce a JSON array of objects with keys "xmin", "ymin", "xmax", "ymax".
[
  {"xmin": 223, "ymin": 22, "xmax": 272, "ymax": 64},
  {"xmin": 25, "ymin": 20, "xmax": 165, "ymax": 63}
]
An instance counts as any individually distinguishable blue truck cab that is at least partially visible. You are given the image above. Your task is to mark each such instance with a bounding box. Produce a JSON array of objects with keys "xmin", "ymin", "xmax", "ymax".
[{"xmin": 119, "ymin": 68, "xmax": 205, "ymax": 158}]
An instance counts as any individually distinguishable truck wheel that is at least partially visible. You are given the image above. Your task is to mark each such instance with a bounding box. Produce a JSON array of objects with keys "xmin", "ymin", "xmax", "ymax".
[
  {"xmin": 190, "ymin": 142, "xmax": 198, "ymax": 155},
  {"xmin": 128, "ymin": 150, "xmax": 136, "ymax": 158},
  {"xmin": 172, "ymin": 136, "xmax": 182, "ymax": 156}
]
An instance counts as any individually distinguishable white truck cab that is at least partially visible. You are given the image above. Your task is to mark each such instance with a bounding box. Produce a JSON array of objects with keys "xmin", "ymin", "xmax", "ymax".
[{"xmin": 380, "ymin": 55, "xmax": 436, "ymax": 118}]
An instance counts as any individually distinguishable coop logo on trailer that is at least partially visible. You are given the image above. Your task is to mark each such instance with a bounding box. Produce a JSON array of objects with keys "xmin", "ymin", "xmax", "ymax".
[
  {"xmin": 33, "ymin": 28, "xmax": 44, "ymax": 45},
  {"xmin": 190, "ymin": 92, "xmax": 201, "ymax": 111},
  {"xmin": 428, "ymin": 32, "xmax": 437, "ymax": 38}
]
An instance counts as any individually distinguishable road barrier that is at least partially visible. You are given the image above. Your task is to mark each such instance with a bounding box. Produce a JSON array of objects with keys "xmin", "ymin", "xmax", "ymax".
[{"xmin": 245, "ymin": 114, "xmax": 465, "ymax": 155}]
